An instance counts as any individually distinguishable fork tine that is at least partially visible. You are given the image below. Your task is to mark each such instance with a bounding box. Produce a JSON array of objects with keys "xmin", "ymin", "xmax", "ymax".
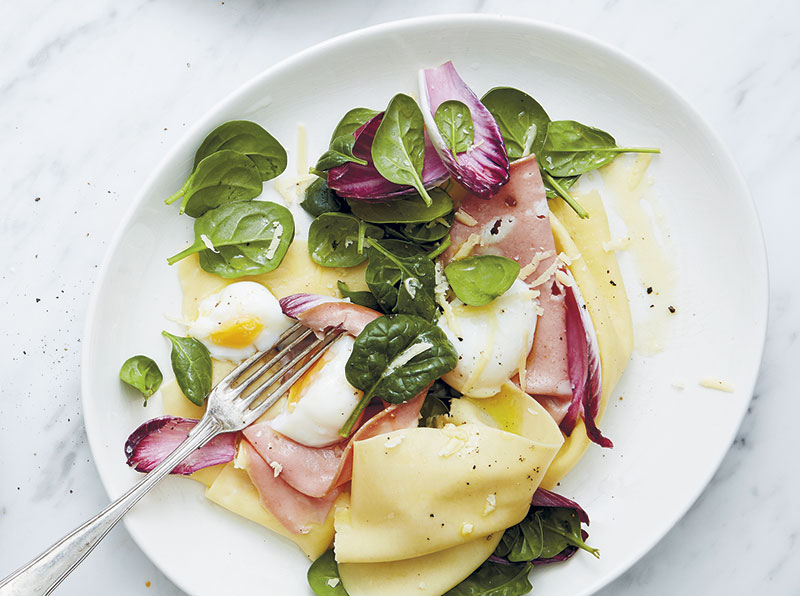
[
  {"xmin": 221, "ymin": 321, "xmax": 306, "ymax": 388},
  {"xmin": 229, "ymin": 327, "xmax": 315, "ymax": 396},
  {"xmin": 241, "ymin": 329, "xmax": 344, "ymax": 426}
]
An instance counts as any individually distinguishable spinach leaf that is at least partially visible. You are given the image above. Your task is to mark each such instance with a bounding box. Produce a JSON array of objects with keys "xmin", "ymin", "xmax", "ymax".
[
  {"xmin": 400, "ymin": 213, "xmax": 452, "ymax": 243},
  {"xmin": 161, "ymin": 332, "xmax": 212, "ymax": 406},
  {"xmin": 308, "ymin": 213, "xmax": 384, "ymax": 268},
  {"xmin": 337, "ymin": 280, "xmax": 381, "ymax": 311},
  {"xmin": 444, "ymin": 255, "xmax": 520, "ymax": 306},
  {"xmin": 541, "ymin": 120, "xmax": 660, "ymax": 177},
  {"xmin": 482, "ymin": 87, "xmax": 550, "ymax": 160},
  {"xmin": 419, "ymin": 379, "xmax": 457, "ymax": 427},
  {"xmin": 193, "ymin": 120, "xmax": 287, "ymax": 181},
  {"xmin": 346, "ymin": 188, "xmax": 452, "ymax": 224},
  {"xmin": 538, "ymin": 507, "xmax": 599, "ymax": 559},
  {"xmin": 307, "ymin": 550, "xmax": 348, "ymax": 596},
  {"xmin": 371, "ymin": 94, "xmax": 433, "ymax": 206},
  {"xmin": 165, "ymin": 150, "xmax": 264, "ymax": 217},
  {"xmin": 167, "ymin": 201, "xmax": 294, "ymax": 279},
  {"xmin": 301, "ymin": 177, "xmax": 345, "ymax": 217},
  {"xmin": 313, "ymin": 107, "xmax": 379, "ymax": 173},
  {"xmin": 434, "ymin": 99, "xmax": 474, "ymax": 158},
  {"xmin": 365, "ymin": 239, "xmax": 437, "ymax": 321},
  {"xmin": 341, "ymin": 314, "xmax": 458, "ymax": 436},
  {"xmin": 119, "ymin": 355, "xmax": 163, "ymax": 404},
  {"xmin": 444, "ymin": 561, "xmax": 533, "ymax": 596},
  {"xmin": 539, "ymin": 169, "xmax": 588, "ymax": 219}
]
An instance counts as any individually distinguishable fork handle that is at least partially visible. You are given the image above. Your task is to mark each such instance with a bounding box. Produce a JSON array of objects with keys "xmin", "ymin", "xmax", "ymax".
[{"xmin": 0, "ymin": 417, "xmax": 222, "ymax": 596}]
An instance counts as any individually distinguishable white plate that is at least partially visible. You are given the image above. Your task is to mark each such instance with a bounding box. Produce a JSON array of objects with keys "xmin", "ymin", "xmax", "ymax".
[{"xmin": 82, "ymin": 14, "xmax": 767, "ymax": 596}]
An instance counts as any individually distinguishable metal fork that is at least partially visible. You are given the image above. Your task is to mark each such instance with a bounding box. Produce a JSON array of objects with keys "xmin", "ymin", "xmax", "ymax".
[{"xmin": 0, "ymin": 321, "xmax": 342, "ymax": 596}]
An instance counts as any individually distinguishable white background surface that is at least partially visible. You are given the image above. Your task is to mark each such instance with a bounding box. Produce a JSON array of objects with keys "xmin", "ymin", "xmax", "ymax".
[{"xmin": 0, "ymin": 1, "xmax": 797, "ymax": 595}]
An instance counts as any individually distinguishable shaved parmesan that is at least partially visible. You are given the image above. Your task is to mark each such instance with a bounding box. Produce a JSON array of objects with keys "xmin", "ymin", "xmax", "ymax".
[
  {"xmin": 452, "ymin": 233, "xmax": 482, "ymax": 261},
  {"xmin": 454, "ymin": 210, "xmax": 478, "ymax": 226},
  {"xmin": 699, "ymin": 377, "xmax": 735, "ymax": 393}
]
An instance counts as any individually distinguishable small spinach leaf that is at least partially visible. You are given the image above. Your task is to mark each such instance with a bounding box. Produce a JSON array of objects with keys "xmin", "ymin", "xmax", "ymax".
[
  {"xmin": 308, "ymin": 213, "xmax": 383, "ymax": 268},
  {"xmin": 444, "ymin": 561, "xmax": 533, "ymax": 596},
  {"xmin": 337, "ymin": 281, "xmax": 381, "ymax": 311},
  {"xmin": 434, "ymin": 100, "xmax": 474, "ymax": 158},
  {"xmin": 419, "ymin": 380, "xmax": 457, "ymax": 427},
  {"xmin": 538, "ymin": 508, "xmax": 599, "ymax": 559},
  {"xmin": 167, "ymin": 201, "xmax": 294, "ymax": 279},
  {"xmin": 301, "ymin": 178, "xmax": 345, "ymax": 217},
  {"xmin": 444, "ymin": 255, "xmax": 520, "ymax": 306},
  {"xmin": 307, "ymin": 550, "xmax": 349, "ymax": 596},
  {"xmin": 119, "ymin": 355, "xmax": 163, "ymax": 404},
  {"xmin": 371, "ymin": 94, "xmax": 433, "ymax": 205},
  {"xmin": 347, "ymin": 188, "xmax": 452, "ymax": 224},
  {"xmin": 482, "ymin": 87, "xmax": 550, "ymax": 160},
  {"xmin": 365, "ymin": 239, "xmax": 437, "ymax": 321},
  {"xmin": 165, "ymin": 150, "xmax": 264, "ymax": 217},
  {"xmin": 313, "ymin": 107, "xmax": 379, "ymax": 172},
  {"xmin": 161, "ymin": 332, "xmax": 212, "ymax": 406},
  {"xmin": 541, "ymin": 120, "xmax": 660, "ymax": 177},
  {"xmin": 341, "ymin": 314, "xmax": 458, "ymax": 435},
  {"xmin": 193, "ymin": 120, "xmax": 287, "ymax": 182},
  {"xmin": 400, "ymin": 213, "xmax": 452, "ymax": 243}
]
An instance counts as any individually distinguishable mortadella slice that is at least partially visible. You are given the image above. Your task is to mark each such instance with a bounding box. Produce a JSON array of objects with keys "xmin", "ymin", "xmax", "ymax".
[
  {"xmin": 243, "ymin": 390, "xmax": 426, "ymax": 499},
  {"xmin": 239, "ymin": 440, "xmax": 341, "ymax": 534},
  {"xmin": 441, "ymin": 155, "xmax": 572, "ymax": 422}
]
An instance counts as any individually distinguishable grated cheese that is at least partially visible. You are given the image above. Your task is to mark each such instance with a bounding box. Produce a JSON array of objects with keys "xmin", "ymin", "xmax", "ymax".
[
  {"xmin": 602, "ymin": 236, "xmax": 632, "ymax": 252},
  {"xmin": 384, "ymin": 434, "xmax": 405, "ymax": 449},
  {"xmin": 460, "ymin": 522, "xmax": 474, "ymax": 537},
  {"xmin": 454, "ymin": 209, "xmax": 478, "ymax": 226},
  {"xmin": 327, "ymin": 578, "xmax": 340, "ymax": 588},
  {"xmin": 265, "ymin": 222, "xmax": 283, "ymax": 260},
  {"xmin": 452, "ymin": 233, "xmax": 482, "ymax": 261},
  {"xmin": 555, "ymin": 269, "xmax": 573, "ymax": 287},
  {"xmin": 200, "ymin": 234, "xmax": 219, "ymax": 254},
  {"xmin": 269, "ymin": 461, "xmax": 283, "ymax": 478},
  {"xmin": 518, "ymin": 249, "xmax": 555, "ymax": 280},
  {"xmin": 699, "ymin": 377, "xmax": 735, "ymax": 393},
  {"xmin": 483, "ymin": 494, "xmax": 497, "ymax": 516}
]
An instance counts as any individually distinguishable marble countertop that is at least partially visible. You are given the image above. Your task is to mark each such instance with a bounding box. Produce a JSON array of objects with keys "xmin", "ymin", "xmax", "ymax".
[{"xmin": 1, "ymin": 1, "xmax": 797, "ymax": 594}]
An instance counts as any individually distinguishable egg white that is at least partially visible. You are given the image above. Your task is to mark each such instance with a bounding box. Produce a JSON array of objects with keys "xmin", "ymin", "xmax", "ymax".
[
  {"xmin": 270, "ymin": 335, "xmax": 362, "ymax": 447},
  {"xmin": 186, "ymin": 281, "xmax": 292, "ymax": 362},
  {"xmin": 438, "ymin": 279, "xmax": 539, "ymax": 397}
]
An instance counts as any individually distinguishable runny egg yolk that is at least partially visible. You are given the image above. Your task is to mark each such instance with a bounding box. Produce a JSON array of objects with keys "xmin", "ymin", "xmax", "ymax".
[
  {"xmin": 285, "ymin": 353, "xmax": 330, "ymax": 414},
  {"xmin": 209, "ymin": 317, "xmax": 264, "ymax": 349}
]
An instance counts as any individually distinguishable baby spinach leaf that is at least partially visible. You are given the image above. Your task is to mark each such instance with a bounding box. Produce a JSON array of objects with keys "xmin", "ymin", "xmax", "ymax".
[
  {"xmin": 538, "ymin": 507, "xmax": 599, "ymax": 559},
  {"xmin": 541, "ymin": 120, "xmax": 660, "ymax": 177},
  {"xmin": 161, "ymin": 332, "xmax": 212, "ymax": 406},
  {"xmin": 193, "ymin": 120, "xmax": 287, "ymax": 182},
  {"xmin": 307, "ymin": 550, "xmax": 349, "ymax": 596},
  {"xmin": 434, "ymin": 99, "xmax": 474, "ymax": 158},
  {"xmin": 444, "ymin": 255, "xmax": 520, "ymax": 306},
  {"xmin": 444, "ymin": 561, "xmax": 533, "ymax": 596},
  {"xmin": 371, "ymin": 94, "xmax": 433, "ymax": 206},
  {"xmin": 346, "ymin": 188, "xmax": 452, "ymax": 224},
  {"xmin": 400, "ymin": 214, "xmax": 452, "ymax": 243},
  {"xmin": 365, "ymin": 239, "xmax": 436, "ymax": 321},
  {"xmin": 167, "ymin": 201, "xmax": 294, "ymax": 279},
  {"xmin": 308, "ymin": 213, "xmax": 384, "ymax": 268},
  {"xmin": 337, "ymin": 280, "xmax": 381, "ymax": 311},
  {"xmin": 482, "ymin": 87, "xmax": 551, "ymax": 160},
  {"xmin": 165, "ymin": 150, "xmax": 264, "ymax": 217},
  {"xmin": 341, "ymin": 314, "xmax": 458, "ymax": 436},
  {"xmin": 301, "ymin": 178, "xmax": 345, "ymax": 217},
  {"xmin": 119, "ymin": 355, "xmax": 163, "ymax": 404},
  {"xmin": 313, "ymin": 107, "xmax": 379, "ymax": 173},
  {"xmin": 419, "ymin": 380, "xmax": 456, "ymax": 427}
]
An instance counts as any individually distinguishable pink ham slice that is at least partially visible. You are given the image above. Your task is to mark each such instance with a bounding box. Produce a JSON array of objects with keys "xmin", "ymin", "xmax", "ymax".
[
  {"xmin": 243, "ymin": 390, "xmax": 426, "ymax": 499},
  {"xmin": 441, "ymin": 155, "xmax": 572, "ymax": 423},
  {"xmin": 239, "ymin": 440, "xmax": 342, "ymax": 534}
]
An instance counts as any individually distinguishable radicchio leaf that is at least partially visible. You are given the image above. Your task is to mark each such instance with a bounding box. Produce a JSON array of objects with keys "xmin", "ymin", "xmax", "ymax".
[
  {"xmin": 560, "ymin": 269, "xmax": 612, "ymax": 448},
  {"xmin": 124, "ymin": 416, "xmax": 236, "ymax": 475},
  {"xmin": 327, "ymin": 113, "xmax": 449, "ymax": 201},
  {"xmin": 531, "ymin": 487, "xmax": 590, "ymax": 525},
  {"xmin": 279, "ymin": 293, "xmax": 342, "ymax": 319},
  {"xmin": 419, "ymin": 61, "xmax": 510, "ymax": 198}
]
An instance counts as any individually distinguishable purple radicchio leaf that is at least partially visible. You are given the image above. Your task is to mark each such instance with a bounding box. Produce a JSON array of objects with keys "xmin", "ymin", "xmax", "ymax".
[
  {"xmin": 279, "ymin": 293, "xmax": 342, "ymax": 319},
  {"xmin": 419, "ymin": 61, "xmax": 510, "ymax": 198},
  {"xmin": 124, "ymin": 416, "xmax": 236, "ymax": 475},
  {"xmin": 560, "ymin": 268, "xmax": 612, "ymax": 448},
  {"xmin": 532, "ymin": 487, "xmax": 590, "ymax": 525},
  {"xmin": 327, "ymin": 113, "xmax": 449, "ymax": 201}
]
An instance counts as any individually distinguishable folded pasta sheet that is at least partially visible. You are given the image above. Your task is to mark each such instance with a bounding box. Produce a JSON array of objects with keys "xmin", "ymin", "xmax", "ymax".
[{"xmin": 334, "ymin": 416, "xmax": 562, "ymax": 563}]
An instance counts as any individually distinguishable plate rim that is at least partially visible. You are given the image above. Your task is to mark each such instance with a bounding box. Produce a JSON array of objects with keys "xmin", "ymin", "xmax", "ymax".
[{"xmin": 81, "ymin": 13, "xmax": 769, "ymax": 596}]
